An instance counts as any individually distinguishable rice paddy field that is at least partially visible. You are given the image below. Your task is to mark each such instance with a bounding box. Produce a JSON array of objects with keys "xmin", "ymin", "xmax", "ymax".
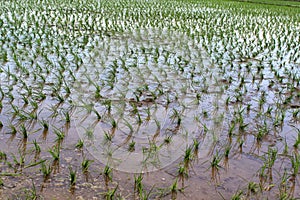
[{"xmin": 0, "ymin": 0, "xmax": 299, "ymax": 199}]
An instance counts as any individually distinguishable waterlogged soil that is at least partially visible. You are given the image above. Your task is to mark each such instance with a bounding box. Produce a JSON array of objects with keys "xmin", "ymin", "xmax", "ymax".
[{"xmin": 0, "ymin": 0, "xmax": 300, "ymax": 199}]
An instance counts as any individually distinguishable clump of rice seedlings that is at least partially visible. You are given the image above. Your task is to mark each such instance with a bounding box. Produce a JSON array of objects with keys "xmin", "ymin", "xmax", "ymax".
[
  {"xmin": 104, "ymin": 131, "xmax": 113, "ymax": 142},
  {"xmin": 164, "ymin": 135, "xmax": 173, "ymax": 144},
  {"xmin": 32, "ymin": 140, "xmax": 41, "ymax": 153},
  {"xmin": 63, "ymin": 111, "xmax": 71, "ymax": 123},
  {"xmin": 81, "ymin": 158, "xmax": 93, "ymax": 173},
  {"xmin": 19, "ymin": 124, "xmax": 28, "ymax": 139},
  {"xmin": 53, "ymin": 128, "xmax": 65, "ymax": 144},
  {"xmin": 177, "ymin": 164, "xmax": 189, "ymax": 185},
  {"xmin": 266, "ymin": 148, "xmax": 277, "ymax": 177},
  {"xmin": 231, "ymin": 190, "xmax": 244, "ymax": 200},
  {"xmin": 183, "ymin": 146, "xmax": 193, "ymax": 167},
  {"xmin": 102, "ymin": 185, "xmax": 118, "ymax": 200},
  {"xmin": 134, "ymin": 173, "xmax": 143, "ymax": 194},
  {"xmin": 0, "ymin": 151, "xmax": 7, "ymax": 161},
  {"xmin": 12, "ymin": 151, "xmax": 25, "ymax": 167},
  {"xmin": 110, "ymin": 118, "xmax": 117, "ymax": 129},
  {"xmin": 69, "ymin": 167, "xmax": 76, "ymax": 187},
  {"xmin": 170, "ymin": 109, "xmax": 182, "ymax": 126},
  {"xmin": 290, "ymin": 152, "xmax": 300, "ymax": 178},
  {"xmin": 39, "ymin": 119, "xmax": 49, "ymax": 131},
  {"xmin": 210, "ymin": 151, "xmax": 222, "ymax": 180},
  {"xmin": 49, "ymin": 146, "xmax": 60, "ymax": 161},
  {"xmin": 103, "ymin": 165, "xmax": 112, "ymax": 182},
  {"xmin": 247, "ymin": 181, "xmax": 259, "ymax": 196},
  {"xmin": 40, "ymin": 162, "xmax": 51, "ymax": 179},
  {"xmin": 128, "ymin": 140, "xmax": 136, "ymax": 152},
  {"xmin": 278, "ymin": 170, "xmax": 289, "ymax": 199},
  {"xmin": 193, "ymin": 139, "xmax": 200, "ymax": 156},
  {"xmin": 76, "ymin": 139, "xmax": 84, "ymax": 149},
  {"xmin": 10, "ymin": 124, "xmax": 17, "ymax": 135},
  {"xmin": 84, "ymin": 127, "xmax": 94, "ymax": 140}
]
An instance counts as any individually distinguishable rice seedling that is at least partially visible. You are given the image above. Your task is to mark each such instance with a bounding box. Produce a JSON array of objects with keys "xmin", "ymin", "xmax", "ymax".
[
  {"xmin": 75, "ymin": 139, "xmax": 84, "ymax": 149},
  {"xmin": 103, "ymin": 165, "xmax": 113, "ymax": 182},
  {"xmin": 134, "ymin": 173, "xmax": 143, "ymax": 194},
  {"xmin": 0, "ymin": 151, "xmax": 7, "ymax": 161},
  {"xmin": 102, "ymin": 184, "xmax": 118, "ymax": 200},
  {"xmin": 68, "ymin": 167, "xmax": 77, "ymax": 187},
  {"xmin": 290, "ymin": 152, "xmax": 300, "ymax": 178},
  {"xmin": 247, "ymin": 181, "xmax": 259, "ymax": 196},
  {"xmin": 32, "ymin": 140, "xmax": 41, "ymax": 153},
  {"xmin": 39, "ymin": 119, "xmax": 49, "ymax": 131},
  {"xmin": 53, "ymin": 128, "xmax": 65, "ymax": 144},
  {"xmin": 19, "ymin": 124, "xmax": 28, "ymax": 139},
  {"xmin": 40, "ymin": 162, "xmax": 51, "ymax": 179},
  {"xmin": 231, "ymin": 190, "xmax": 244, "ymax": 200},
  {"xmin": 128, "ymin": 140, "xmax": 136, "ymax": 152},
  {"xmin": 49, "ymin": 146, "xmax": 60, "ymax": 161},
  {"xmin": 81, "ymin": 158, "xmax": 93, "ymax": 173}
]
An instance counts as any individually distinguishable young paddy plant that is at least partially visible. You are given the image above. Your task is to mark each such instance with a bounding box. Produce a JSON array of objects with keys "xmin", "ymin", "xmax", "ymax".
[
  {"xmin": 75, "ymin": 139, "xmax": 84, "ymax": 149},
  {"xmin": 32, "ymin": 139, "xmax": 41, "ymax": 154},
  {"xmin": 40, "ymin": 162, "xmax": 52, "ymax": 179},
  {"xmin": 81, "ymin": 158, "xmax": 93, "ymax": 173},
  {"xmin": 290, "ymin": 152, "xmax": 300, "ymax": 178},
  {"xmin": 69, "ymin": 167, "xmax": 77, "ymax": 187},
  {"xmin": 49, "ymin": 146, "xmax": 60, "ymax": 161},
  {"xmin": 103, "ymin": 165, "xmax": 113, "ymax": 183}
]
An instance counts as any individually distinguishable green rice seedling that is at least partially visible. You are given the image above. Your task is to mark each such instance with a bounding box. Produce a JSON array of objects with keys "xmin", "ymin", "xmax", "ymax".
[
  {"xmin": 49, "ymin": 146, "xmax": 60, "ymax": 161},
  {"xmin": 154, "ymin": 119, "xmax": 161, "ymax": 129},
  {"xmin": 22, "ymin": 180, "xmax": 39, "ymax": 200},
  {"xmin": 32, "ymin": 140, "xmax": 41, "ymax": 153},
  {"xmin": 39, "ymin": 119, "xmax": 49, "ymax": 131},
  {"xmin": 19, "ymin": 124, "xmax": 28, "ymax": 139},
  {"xmin": 81, "ymin": 158, "xmax": 93, "ymax": 173},
  {"xmin": 104, "ymin": 165, "xmax": 112, "ymax": 182},
  {"xmin": 76, "ymin": 139, "xmax": 84, "ymax": 149},
  {"xmin": 247, "ymin": 182, "xmax": 259, "ymax": 196},
  {"xmin": 93, "ymin": 109, "xmax": 101, "ymax": 121},
  {"xmin": 69, "ymin": 167, "xmax": 76, "ymax": 186},
  {"xmin": 111, "ymin": 118, "xmax": 117, "ymax": 129},
  {"xmin": 231, "ymin": 190, "xmax": 243, "ymax": 200},
  {"xmin": 40, "ymin": 162, "xmax": 51, "ymax": 179},
  {"xmin": 104, "ymin": 131, "xmax": 113, "ymax": 142},
  {"xmin": 134, "ymin": 173, "xmax": 143, "ymax": 194},
  {"xmin": 177, "ymin": 164, "xmax": 189, "ymax": 184},
  {"xmin": 183, "ymin": 146, "xmax": 193, "ymax": 167},
  {"xmin": 224, "ymin": 145, "xmax": 231, "ymax": 159},
  {"xmin": 292, "ymin": 109, "xmax": 299, "ymax": 120},
  {"xmin": 210, "ymin": 152, "xmax": 222, "ymax": 170},
  {"xmin": 84, "ymin": 127, "xmax": 94, "ymax": 140},
  {"xmin": 0, "ymin": 151, "xmax": 7, "ymax": 161},
  {"xmin": 278, "ymin": 170, "xmax": 289, "ymax": 199},
  {"xmin": 290, "ymin": 152, "xmax": 300, "ymax": 178},
  {"xmin": 293, "ymin": 133, "xmax": 300, "ymax": 149},
  {"xmin": 102, "ymin": 185, "xmax": 118, "ymax": 200},
  {"xmin": 128, "ymin": 140, "xmax": 136, "ymax": 152},
  {"xmin": 63, "ymin": 111, "xmax": 71, "ymax": 123},
  {"xmin": 54, "ymin": 128, "xmax": 65, "ymax": 144},
  {"xmin": 164, "ymin": 135, "xmax": 172, "ymax": 144},
  {"xmin": 12, "ymin": 152, "xmax": 25, "ymax": 167}
]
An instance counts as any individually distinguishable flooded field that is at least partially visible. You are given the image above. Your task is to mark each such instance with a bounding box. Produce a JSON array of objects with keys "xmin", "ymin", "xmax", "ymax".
[{"xmin": 0, "ymin": 0, "xmax": 299, "ymax": 199}]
